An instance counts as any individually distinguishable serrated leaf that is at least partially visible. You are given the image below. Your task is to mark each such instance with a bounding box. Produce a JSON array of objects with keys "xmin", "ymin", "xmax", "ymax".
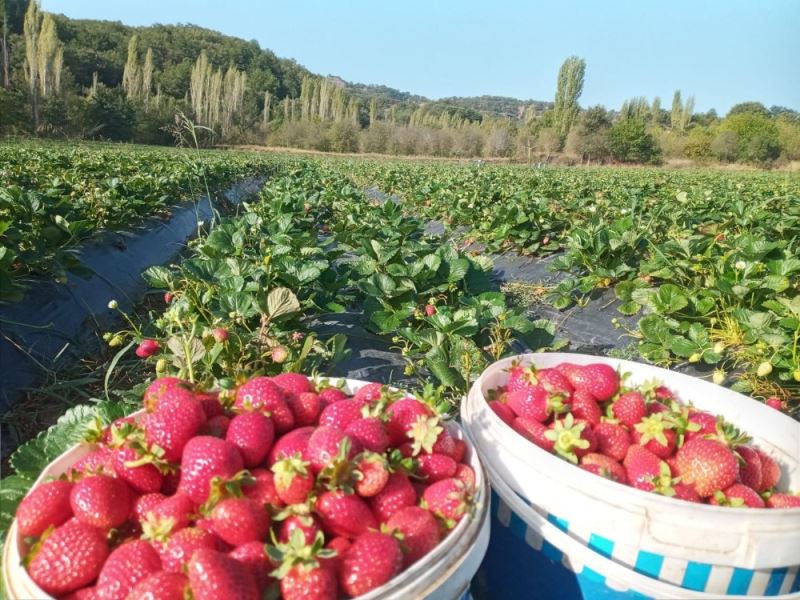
[{"xmin": 142, "ymin": 266, "xmax": 173, "ymax": 289}]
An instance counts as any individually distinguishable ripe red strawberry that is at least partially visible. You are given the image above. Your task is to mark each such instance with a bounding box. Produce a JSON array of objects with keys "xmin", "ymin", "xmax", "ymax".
[
  {"xmin": 489, "ymin": 400, "xmax": 515, "ymax": 426},
  {"xmin": 675, "ymin": 438, "xmax": 738, "ymax": 497},
  {"xmin": 623, "ymin": 445, "xmax": 667, "ymax": 492},
  {"xmin": 225, "ymin": 411, "xmax": 275, "ymax": 467},
  {"xmin": 187, "ymin": 548, "xmax": 259, "ymax": 600},
  {"xmin": 340, "ymin": 531, "xmax": 403, "ymax": 597},
  {"xmin": 422, "ymin": 478, "xmax": 471, "ymax": 525},
  {"xmin": 354, "ymin": 453, "xmax": 390, "ymax": 497},
  {"xmin": 280, "ymin": 563, "xmax": 337, "ymax": 600},
  {"xmin": 418, "ymin": 453, "xmax": 458, "ymax": 483},
  {"xmin": 533, "ymin": 368, "xmax": 574, "ymax": 397},
  {"xmin": 112, "ymin": 446, "xmax": 164, "ymax": 494},
  {"xmin": 229, "ymin": 541, "xmax": 273, "ymax": 589},
  {"xmin": 632, "ymin": 414, "xmax": 677, "ymax": 458},
  {"xmin": 506, "ymin": 384, "xmax": 566, "ymax": 422},
  {"xmin": 425, "ymin": 304, "xmax": 437, "ymax": 317},
  {"xmin": 322, "ymin": 536, "xmax": 351, "ymax": 573},
  {"xmin": 132, "ymin": 492, "xmax": 166, "ymax": 524},
  {"xmin": 287, "ymin": 391, "xmax": 322, "ymax": 427},
  {"xmin": 755, "ymin": 449, "xmax": 781, "ymax": 492},
  {"xmin": 765, "ymin": 493, "xmax": 800, "ymax": 508},
  {"xmin": 243, "ymin": 469, "xmax": 282, "ymax": 508},
  {"xmin": 196, "ymin": 392, "xmax": 225, "ymax": 420},
  {"xmin": 95, "ymin": 540, "xmax": 162, "ymax": 600},
  {"xmin": 278, "ymin": 514, "xmax": 323, "ymax": 545},
  {"xmin": 272, "ymin": 372, "xmax": 314, "ymax": 399},
  {"xmin": 307, "ymin": 426, "xmax": 359, "ymax": 473},
  {"xmin": 571, "ymin": 389, "xmax": 602, "ymax": 426},
  {"xmin": 454, "ymin": 463, "xmax": 476, "ymax": 488},
  {"xmin": 593, "ymin": 421, "xmax": 631, "ymax": 461},
  {"xmin": 368, "ymin": 471, "xmax": 417, "ymax": 522},
  {"xmin": 272, "ymin": 455, "xmax": 315, "ymax": 504},
  {"xmin": 70, "ymin": 474, "xmax": 132, "ymax": 530},
  {"xmin": 203, "ymin": 415, "xmax": 231, "ymax": 438},
  {"xmin": 451, "ymin": 438, "xmax": 467, "ymax": 463},
  {"xmin": 178, "ymin": 436, "xmax": 244, "ymax": 504},
  {"xmin": 27, "ymin": 519, "xmax": 109, "ymax": 596},
  {"xmin": 611, "ymin": 391, "xmax": 646, "ymax": 427},
  {"xmin": 580, "ymin": 453, "xmax": 627, "ymax": 484},
  {"xmin": 16, "ymin": 479, "xmax": 74, "ymax": 537},
  {"xmin": 125, "ymin": 571, "xmax": 189, "ymax": 600},
  {"xmin": 210, "ymin": 498, "xmax": 270, "ymax": 546},
  {"xmin": 144, "ymin": 493, "xmax": 195, "ymax": 534},
  {"xmin": 317, "ymin": 386, "xmax": 348, "ymax": 408},
  {"xmin": 70, "ymin": 446, "xmax": 115, "ymax": 476},
  {"xmin": 512, "ymin": 417, "xmax": 554, "ymax": 451},
  {"xmin": 345, "ymin": 417, "xmax": 389, "ymax": 453},
  {"xmin": 353, "ymin": 382, "xmax": 385, "ymax": 405},
  {"xmin": 315, "ymin": 490, "xmax": 377, "ymax": 538},
  {"xmin": 386, "ymin": 506, "xmax": 440, "ymax": 567},
  {"xmin": 431, "ymin": 427, "xmax": 457, "ymax": 458},
  {"xmin": 318, "ymin": 399, "xmax": 363, "ymax": 430},
  {"xmin": 143, "ymin": 377, "xmax": 193, "ymax": 412},
  {"xmin": 506, "ymin": 363, "xmax": 534, "ymax": 392},
  {"xmin": 235, "ymin": 376, "xmax": 294, "ymax": 433},
  {"xmin": 386, "ymin": 398, "xmax": 434, "ymax": 445},
  {"xmin": 159, "ymin": 527, "xmax": 222, "ymax": 573},
  {"xmin": 686, "ymin": 410, "xmax": 717, "ymax": 441},
  {"xmin": 736, "ymin": 445, "xmax": 763, "ymax": 491},
  {"xmin": 143, "ymin": 399, "xmax": 205, "ymax": 463},
  {"xmin": 544, "ymin": 414, "xmax": 596, "ymax": 463},
  {"xmin": 268, "ymin": 426, "xmax": 314, "ymax": 465},
  {"xmin": 566, "ymin": 363, "xmax": 619, "ymax": 401},
  {"xmin": 711, "ymin": 484, "xmax": 765, "ymax": 508},
  {"xmin": 673, "ymin": 482, "xmax": 702, "ymax": 503},
  {"xmin": 766, "ymin": 396, "xmax": 784, "ymax": 411}
]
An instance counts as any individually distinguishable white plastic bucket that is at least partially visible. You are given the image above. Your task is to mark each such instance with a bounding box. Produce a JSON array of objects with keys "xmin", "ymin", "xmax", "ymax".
[
  {"xmin": 4, "ymin": 378, "xmax": 489, "ymax": 600},
  {"xmin": 462, "ymin": 353, "xmax": 800, "ymax": 596},
  {"xmin": 479, "ymin": 455, "xmax": 800, "ymax": 599}
]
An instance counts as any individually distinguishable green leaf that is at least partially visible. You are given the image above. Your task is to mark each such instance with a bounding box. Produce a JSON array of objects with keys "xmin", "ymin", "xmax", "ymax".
[
  {"xmin": 142, "ymin": 266, "xmax": 173, "ymax": 289},
  {"xmin": 638, "ymin": 315, "xmax": 672, "ymax": 344},
  {"xmin": 651, "ymin": 284, "xmax": 689, "ymax": 314},
  {"xmin": 266, "ymin": 287, "xmax": 301, "ymax": 320}
]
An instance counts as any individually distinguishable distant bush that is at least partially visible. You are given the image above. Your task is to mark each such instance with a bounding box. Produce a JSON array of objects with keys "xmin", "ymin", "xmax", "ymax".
[{"xmin": 609, "ymin": 118, "xmax": 660, "ymax": 164}]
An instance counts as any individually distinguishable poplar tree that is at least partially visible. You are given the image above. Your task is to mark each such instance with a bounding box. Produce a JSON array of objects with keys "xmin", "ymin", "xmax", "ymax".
[
  {"xmin": 681, "ymin": 95, "xmax": 695, "ymax": 131},
  {"xmin": 553, "ymin": 56, "xmax": 585, "ymax": 140},
  {"xmin": 650, "ymin": 96, "xmax": 661, "ymax": 124},
  {"xmin": 671, "ymin": 90, "xmax": 683, "ymax": 130},
  {"xmin": 369, "ymin": 97, "xmax": 377, "ymax": 127},
  {"xmin": 262, "ymin": 91, "xmax": 272, "ymax": 125},
  {"xmin": 141, "ymin": 47, "xmax": 153, "ymax": 99},
  {"xmin": 23, "ymin": 0, "xmax": 41, "ymax": 127},
  {"xmin": 122, "ymin": 35, "xmax": 141, "ymax": 99}
]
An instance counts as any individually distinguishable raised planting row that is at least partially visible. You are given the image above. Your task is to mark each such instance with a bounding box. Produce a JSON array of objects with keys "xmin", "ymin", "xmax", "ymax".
[
  {"xmin": 0, "ymin": 157, "xmax": 557, "ymax": 554},
  {"xmin": 335, "ymin": 158, "xmax": 800, "ymax": 408},
  {"xmin": 0, "ymin": 142, "xmax": 278, "ymax": 302}
]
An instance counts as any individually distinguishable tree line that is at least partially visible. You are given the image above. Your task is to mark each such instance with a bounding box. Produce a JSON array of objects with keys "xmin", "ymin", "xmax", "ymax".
[{"xmin": 1, "ymin": 1, "xmax": 798, "ymax": 165}]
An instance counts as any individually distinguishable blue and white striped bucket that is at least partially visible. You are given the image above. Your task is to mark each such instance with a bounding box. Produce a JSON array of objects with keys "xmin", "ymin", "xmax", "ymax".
[{"xmin": 463, "ymin": 353, "xmax": 800, "ymax": 598}]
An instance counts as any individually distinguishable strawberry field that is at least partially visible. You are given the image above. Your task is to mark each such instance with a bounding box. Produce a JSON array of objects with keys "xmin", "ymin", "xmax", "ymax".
[{"xmin": 1, "ymin": 143, "xmax": 799, "ymax": 598}]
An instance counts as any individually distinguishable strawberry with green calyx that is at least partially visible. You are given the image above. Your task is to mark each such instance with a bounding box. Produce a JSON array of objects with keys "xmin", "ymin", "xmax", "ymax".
[
  {"xmin": 308, "ymin": 426, "xmax": 360, "ymax": 473},
  {"xmin": 386, "ymin": 398, "xmax": 434, "ymax": 446},
  {"xmin": 709, "ymin": 418, "xmax": 751, "ymax": 448},
  {"xmin": 27, "ymin": 520, "xmax": 110, "ymax": 596},
  {"xmin": 178, "ymin": 436, "xmax": 244, "ymax": 505},
  {"xmin": 243, "ymin": 468, "xmax": 283, "ymax": 508},
  {"xmin": 407, "ymin": 414, "xmax": 444, "ymax": 456},
  {"xmin": 187, "ymin": 547, "xmax": 259, "ymax": 600},
  {"xmin": 610, "ymin": 391, "xmax": 646, "ymax": 427},
  {"xmin": 345, "ymin": 416, "xmax": 389, "ymax": 453},
  {"xmin": 455, "ymin": 463, "xmax": 476, "ymax": 488},
  {"xmin": 565, "ymin": 363, "xmax": 620, "ymax": 401},
  {"xmin": 685, "ymin": 410, "xmax": 717, "ymax": 441},
  {"xmin": 661, "ymin": 403, "xmax": 701, "ymax": 447},
  {"xmin": 421, "ymin": 477, "xmax": 473, "ymax": 528},
  {"xmin": 268, "ymin": 530, "xmax": 337, "ymax": 600},
  {"xmin": 736, "ymin": 445, "xmax": 763, "ymax": 490},
  {"xmin": 274, "ymin": 505, "xmax": 322, "ymax": 545},
  {"xmin": 159, "ymin": 527, "xmax": 223, "ymax": 573},
  {"xmin": 544, "ymin": 414, "xmax": 593, "ymax": 464},
  {"xmin": 198, "ymin": 470, "xmax": 256, "ymax": 514},
  {"xmin": 711, "ymin": 484, "xmax": 764, "ymax": 508},
  {"xmin": 141, "ymin": 492, "xmax": 196, "ymax": 543},
  {"xmin": 507, "ymin": 385, "xmax": 567, "ymax": 423},
  {"xmin": 143, "ymin": 377, "xmax": 194, "ymax": 413},
  {"xmin": 339, "ymin": 531, "xmax": 403, "ymax": 597},
  {"xmin": 112, "ymin": 445, "xmax": 166, "ymax": 494},
  {"xmin": 268, "ymin": 426, "xmax": 314, "ymax": 466},
  {"xmin": 272, "ymin": 372, "xmax": 314, "ymax": 399},
  {"xmin": 624, "ymin": 445, "xmax": 668, "ymax": 492},
  {"xmin": 234, "ymin": 376, "xmax": 294, "ymax": 434},
  {"xmin": 316, "ymin": 386, "xmax": 348, "ymax": 409},
  {"xmin": 16, "ymin": 479, "xmax": 74, "ymax": 538},
  {"xmin": 354, "ymin": 452, "xmax": 390, "ymax": 497},
  {"xmin": 143, "ymin": 397, "xmax": 205, "ymax": 463},
  {"xmin": 632, "ymin": 413, "xmax": 677, "ymax": 458},
  {"xmin": 272, "ymin": 453, "xmax": 315, "ymax": 504}
]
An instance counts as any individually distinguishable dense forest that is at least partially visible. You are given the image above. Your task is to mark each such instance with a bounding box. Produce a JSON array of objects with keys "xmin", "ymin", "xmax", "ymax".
[{"xmin": 1, "ymin": 0, "xmax": 798, "ymax": 164}]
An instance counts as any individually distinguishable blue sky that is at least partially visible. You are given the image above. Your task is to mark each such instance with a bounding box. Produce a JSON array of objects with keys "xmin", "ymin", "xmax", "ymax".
[{"xmin": 44, "ymin": 0, "xmax": 799, "ymax": 114}]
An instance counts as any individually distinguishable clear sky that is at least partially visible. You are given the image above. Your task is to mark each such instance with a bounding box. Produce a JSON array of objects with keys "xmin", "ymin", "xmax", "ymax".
[{"xmin": 43, "ymin": 0, "xmax": 799, "ymax": 114}]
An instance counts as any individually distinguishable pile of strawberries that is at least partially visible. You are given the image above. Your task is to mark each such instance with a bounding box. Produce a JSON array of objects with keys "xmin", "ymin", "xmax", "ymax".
[
  {"xmin": 15, "ymin": 374, "xmax": 477, "ymax": 599},
  {"xmin": 489, "ymin": 361, "xmax": 800, "ymax": 509}
]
